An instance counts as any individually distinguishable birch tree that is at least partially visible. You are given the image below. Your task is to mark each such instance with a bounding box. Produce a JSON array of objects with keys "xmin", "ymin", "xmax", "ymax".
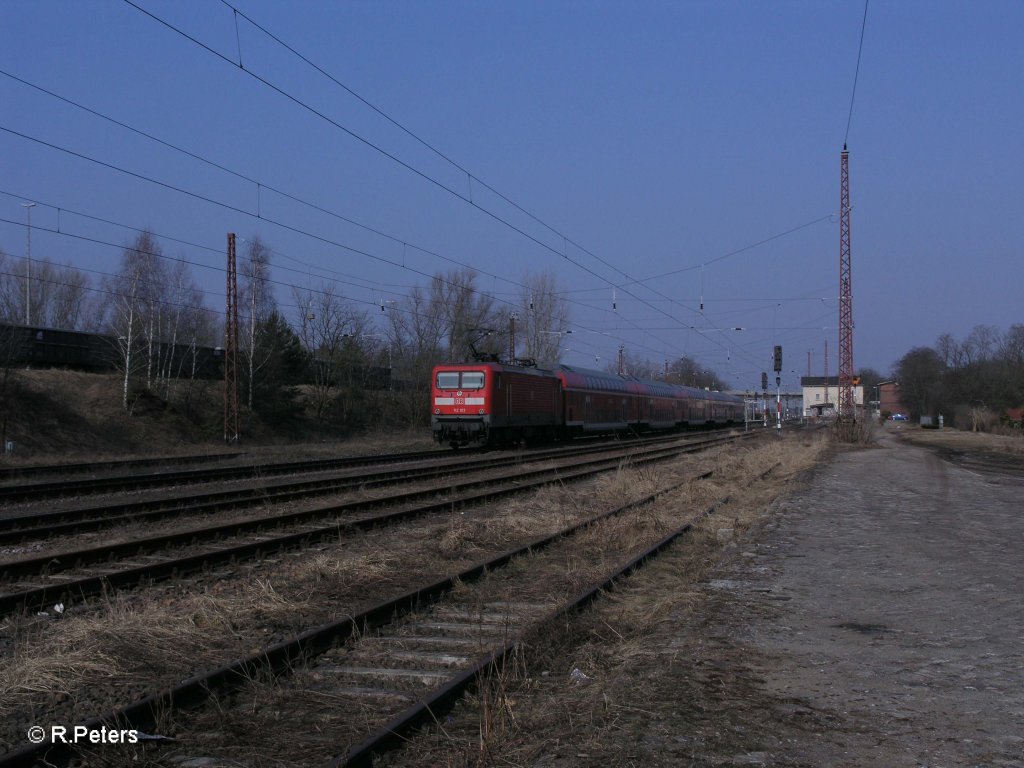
[
  {"xmin": 103, "ymin": 233, "xmax": 152, "ymax": 410},
  {"xmin": 239, "ymin": 236, "xmax": 275, "ymax": 409}
]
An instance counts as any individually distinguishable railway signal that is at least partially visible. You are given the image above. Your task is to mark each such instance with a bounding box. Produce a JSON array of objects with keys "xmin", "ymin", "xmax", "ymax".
[{"xmin": 772, "ymin": 346, "xmax": 783, "ymax": 431}]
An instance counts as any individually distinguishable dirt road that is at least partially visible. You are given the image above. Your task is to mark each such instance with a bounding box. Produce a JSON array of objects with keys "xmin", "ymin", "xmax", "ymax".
[{"xmin": 701, "ymin": 427, "xmax": 1024, "ymax": 766}]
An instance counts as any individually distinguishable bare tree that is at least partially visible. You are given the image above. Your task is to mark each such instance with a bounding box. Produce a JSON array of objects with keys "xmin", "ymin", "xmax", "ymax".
[
  {"xmin": 431, "ymin": 268, "xmax": 501, "ymax": 362},
  {"xmin": 998, "ymin": 324, "xmax": 1024, "ymax": 367},
  {"xmin": 386, "ymin": 285, "xmax": 445, "ymax": 426},
  {"xmin": 935, "ymin": 332, "xmax": 961, "ymax": 370},
  {"xmin": 239, "ymin": 236, "xmax": 276, "ymax": 409},
  {"xmin": 0, "ymin": 253, "xmax": 90, "ymax": 329},
  {"xmin": 46, "ymin": 263, "xmax": 90, "ymax": 329},
  {"xmin": 155, "ymin": 258, "xmax": 210, "ymax": 397},
  {"xmin": 0, "ymin": 249, "xmax": 15, "ymax": 323},
  {"xmin": 668, "ymin": 355, "xmax": 727, "ymax": 389},
  {"xmin": 293, "ymin": 282, "xmax": 367, "ymax": 421},
  {"xmin": 519, "ymin": 270, "xmax": 569, "ymax": 364},
  {"xmin": 102, "ymin": 234, "xmax": 153, "ymax": 410}
]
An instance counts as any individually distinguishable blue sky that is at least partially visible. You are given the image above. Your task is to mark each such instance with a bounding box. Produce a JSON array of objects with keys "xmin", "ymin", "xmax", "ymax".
[{"xmin": 2, "ymin": 1, "xmax": 1021, "ymax": 391}]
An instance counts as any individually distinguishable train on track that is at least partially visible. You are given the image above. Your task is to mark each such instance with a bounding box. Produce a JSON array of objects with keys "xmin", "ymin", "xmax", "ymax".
[
  {"xmin": 0, "ymin": 322, "xmax": 224, "ymax": 378},
  {"xmin": 432, "ymin": 361, "xmax": 744, "ymax": 447}
]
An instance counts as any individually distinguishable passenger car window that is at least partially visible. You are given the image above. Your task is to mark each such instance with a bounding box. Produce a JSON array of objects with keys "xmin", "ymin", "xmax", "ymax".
[{"xmin": 436, "ymin": 372, "xmax": 460, "ymax": 389}]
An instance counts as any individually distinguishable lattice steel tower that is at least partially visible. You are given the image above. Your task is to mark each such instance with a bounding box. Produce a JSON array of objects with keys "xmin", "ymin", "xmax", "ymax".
[
  {"xmin": 224, "ymin": 233, "xmax": 240, "ymax": 443},
  {"xmin": 838, "ymin": 146, "xmax": 855, "ymax": 421}
]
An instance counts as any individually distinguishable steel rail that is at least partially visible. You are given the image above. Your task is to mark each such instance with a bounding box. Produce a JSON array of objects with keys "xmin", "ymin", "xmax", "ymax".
[
  {"xmin": 0, "ymin": 446, "xmax": 467, "ymax": 502},
  {"xmin": 334, "ymin": 474, "xmax": 776, "ymax": 767},
  {"xmin": 337, "ymin": 517, "xmax": 700, "ymax": 766},
  {"xmin": 0, "ymin": 451, "xmax": 244, "ymax": 481},
  {"xmin": 0, "ymin": 431, "xmax": 710, "ymax": 541},
  {"xmin": 0, "ymin": 459, "xmax": 717, "ymax": 768},
  {"xmin": 0, "ymin": 433, "xmax": 749, "ymax": 616}
]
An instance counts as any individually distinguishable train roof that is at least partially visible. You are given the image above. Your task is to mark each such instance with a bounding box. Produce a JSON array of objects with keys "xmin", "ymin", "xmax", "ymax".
[
  {"xmin": 433, "ymin": 361, "xmax": 742, "ymax": 403},
  {"xmin": 555, "ymin": 364, "xmax": 635, "ymax": 393},
  {"xmin": 556, "ymin": 364, "xmax": 742, "ymax": 402}
]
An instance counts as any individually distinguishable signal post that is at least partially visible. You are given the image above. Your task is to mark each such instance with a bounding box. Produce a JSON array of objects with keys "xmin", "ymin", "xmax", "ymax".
[{"xmin": 773, "ymin": 345, "xmax": 783, "ymax": 431}]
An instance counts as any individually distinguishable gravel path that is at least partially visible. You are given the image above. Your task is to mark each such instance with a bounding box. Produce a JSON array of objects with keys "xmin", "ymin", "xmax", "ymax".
[{"xmin": 702, "ymin": 426, "xmax": 1024, "ymax": 766}]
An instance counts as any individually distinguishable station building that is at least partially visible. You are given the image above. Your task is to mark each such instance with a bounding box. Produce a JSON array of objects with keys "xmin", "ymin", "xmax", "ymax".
[{"xmin": 800, "ymin": 376, "xmax": 864, "ymax": 418}]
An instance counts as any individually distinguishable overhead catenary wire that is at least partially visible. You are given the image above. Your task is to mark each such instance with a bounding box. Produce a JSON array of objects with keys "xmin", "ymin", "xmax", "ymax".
[
  {"xmin": 844, "ymin": 0, "xmax": 870, "ymax": 146},
  {"xmin": 216, "ymin": 0, "xmax": 646, "ymax": 293},
  {"xmin": 0, "ymin": 123, "xmax": 737, "ymax": 368},
  {"xmin": 0, "ymin": 69, "xmax": 688, "ymax": 337},
  {"xmin": 0, "ymin": 212, "xmax": 674, "ymax": 367},
  {"xmin": 1, "ymin": 8, "xmax": 839, "ymax": 376},
  {"xmin": 0, "ymin": 70, "xmax": 520, "ymax": 297},
  {"xmin": 118, "ymin": 0, "xmax": 769, "ymax": 370}
]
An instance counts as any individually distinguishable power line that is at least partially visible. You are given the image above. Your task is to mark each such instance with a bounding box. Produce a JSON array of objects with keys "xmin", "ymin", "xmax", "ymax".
[
  {"xmin": 217, "ymin": 0, "xmax": 650, "ymax": 291},
  {"xmin": 0, "ymin": 69, "xmax": 518, "ymax": 296},
  {"xmin": 0, "ymin": 210, "xmax": 681, "ymax": 366},
  {"xmin": 119, "ymin": 0, "xmax": 753, "ymax": 362},
  {"xmin": 0, "ymin": 186, "xmax": 420, "ymax": 303},
  {"xmin": 0, "ymin": 70, "xmax": 665, "ymax": 329},
  {"xmin": 844, "ymin": 0, "xmax": 870, "ymax": 146},
  {"xmin": 0, "ymin": 124, "xmax": 724, "ymax": 366},
  {"xmin": 2, "ymin": 59, "xmax": 804, "ymax": 375}
]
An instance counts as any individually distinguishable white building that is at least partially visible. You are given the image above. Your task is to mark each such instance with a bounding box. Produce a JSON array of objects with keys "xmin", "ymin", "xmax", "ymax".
[{"xmin": 801, "ymin": 376, "xmax": 864, "ymax": 417}]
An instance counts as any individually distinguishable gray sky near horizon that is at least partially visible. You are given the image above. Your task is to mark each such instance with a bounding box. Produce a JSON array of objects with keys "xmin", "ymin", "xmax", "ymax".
[{"xmin": 2, "ymin": 1, "xmax": 1021, "ymax": 391}]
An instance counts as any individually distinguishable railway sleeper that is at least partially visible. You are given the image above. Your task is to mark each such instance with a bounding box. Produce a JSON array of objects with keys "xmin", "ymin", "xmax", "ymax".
[{"xmin": 0, "ymin": 458, "xmax": 724, "ymax": 768}]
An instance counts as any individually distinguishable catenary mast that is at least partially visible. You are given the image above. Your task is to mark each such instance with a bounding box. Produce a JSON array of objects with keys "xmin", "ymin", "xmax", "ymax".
[{"xmin": 838, "ymin": 146, "xmax": 855, "ymax": 422}]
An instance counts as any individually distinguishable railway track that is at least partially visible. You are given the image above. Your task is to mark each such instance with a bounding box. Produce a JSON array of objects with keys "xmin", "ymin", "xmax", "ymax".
[
  {"xmin": 0, "ymin": 432, "xmax": 711, "ymax": 542},
  {"xmin": 0, "ymin": 451, "xmax": 245, "ymax": 482},
  {"xmin": 0, "ymin": 447, "xmax": 730, "ymax": 768},
  {"xmin": 0, "ymin": 446, "xmax": 465, "ymax": 503},
  {"xmin": 0, "ymin": 431, "xmax": 750, "ymax": 617},
  {"xmin": 0, "ymin": 428, "xmax": 744, "ymax": 504}
]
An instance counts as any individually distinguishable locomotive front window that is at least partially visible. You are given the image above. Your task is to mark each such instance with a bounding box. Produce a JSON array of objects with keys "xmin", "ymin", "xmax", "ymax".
[
  {"xmin": 461, "ymin": 372, "xmax": 485, "ymax": 389},
  {"xmin": 436, "ymin": 371, "xmax": 485, "ymax": 390},
  {"xmin": 436, "ymin": 372, "xmax": 460, "ymax": 389}
]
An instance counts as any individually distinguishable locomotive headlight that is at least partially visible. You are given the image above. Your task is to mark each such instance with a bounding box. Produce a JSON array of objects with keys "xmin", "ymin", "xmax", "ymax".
[
  {"xmin": 434, "ymin": 408, "xmax": 440, "ymax": 415},
  {"xmin": 478, "ymin": 408, "xmax": 485, "ymax": 415}
]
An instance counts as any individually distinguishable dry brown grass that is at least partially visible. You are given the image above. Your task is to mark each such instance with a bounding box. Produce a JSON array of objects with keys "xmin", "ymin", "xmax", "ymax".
[
  {"xmin": 0, "ymin": 368, "xmax": 435, "ymax": 464},
  {"xmin": 0, "ymin": 431, "xmax": 827, "ymax": 763},
  {"xmin": 896, "ymin": 423, "xmax": 1024, "ymax": 455},
  {"xmin": 0, "ymin": 595, "xmax": 207, "ymax": 725},
  {"xmin": 377, "ymin": 431, "xmax": 830, "ymax": 768}
]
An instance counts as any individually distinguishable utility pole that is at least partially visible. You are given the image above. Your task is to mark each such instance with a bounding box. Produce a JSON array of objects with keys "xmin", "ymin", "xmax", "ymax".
[
  {"xmin": 838, "ymin": 145, "xmax": 855, "ymax": 426},
  {"xmin": 224, "ymin": 233, "xmax": 240, "ymax": 444},
  {"xmin": 824, "ymin": 339, "xmax": 829, "ymax": 412},
  {"xmin": 617, "ymin": 345, "xmax": 625, "ymax": 376},
  {"xmin": 21, "ymin": 203, "xmax": 36, "ymax": 325},
  {"xmin": 761, "ymin": 371, "xmax": 768, "ymax": 427},
  {"xmin": 508, "ymin": 313, "xmax": 517, "ymax": 364}
]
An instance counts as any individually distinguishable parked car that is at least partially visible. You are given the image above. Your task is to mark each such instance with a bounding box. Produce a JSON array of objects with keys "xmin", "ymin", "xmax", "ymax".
[{"xmin": 891, "ymin": 413, "xmax": 908, "ymax": 421}]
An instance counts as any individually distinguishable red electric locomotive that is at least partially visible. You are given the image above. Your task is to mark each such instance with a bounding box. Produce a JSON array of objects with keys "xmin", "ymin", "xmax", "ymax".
[{"xmin": 431, "ymin": 362, "xmax": 562, "ymax": 447}]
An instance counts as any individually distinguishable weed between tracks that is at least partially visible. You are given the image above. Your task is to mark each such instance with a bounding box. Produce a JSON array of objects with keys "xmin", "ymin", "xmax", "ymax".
[
  {"xmin": 0, "ymin": 432, "xmax": 827, "ymax": 764},
  {"xmin": 0, "ymin": 450, "xmax": 683, "ymax": 755},
  {"xmin": 377, "ymin": 432, "xmax": 829, "ymax": 768}
]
